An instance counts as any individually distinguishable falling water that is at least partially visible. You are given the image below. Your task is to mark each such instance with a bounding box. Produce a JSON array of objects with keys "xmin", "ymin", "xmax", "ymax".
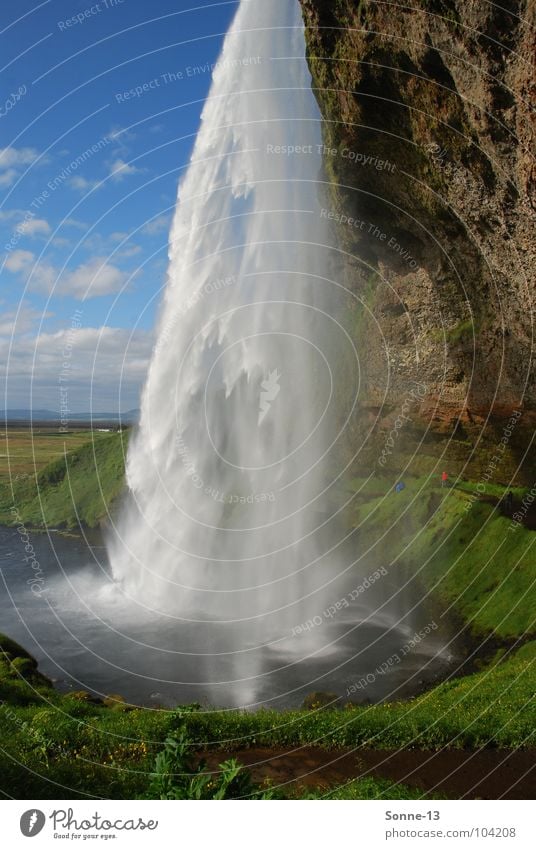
[
  {"xmin": 108, "ymin": 0, "xmax": 346, "ymax": 698},
  {"xmin": 108, "ymin": 0, "xmax": 453, "ymax": 707}
]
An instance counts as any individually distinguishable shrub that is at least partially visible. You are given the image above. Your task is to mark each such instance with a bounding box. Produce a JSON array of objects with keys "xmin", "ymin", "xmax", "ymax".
[{"xmin": 146, "ymin": 728, "xmax": 274, "ymax": 800}]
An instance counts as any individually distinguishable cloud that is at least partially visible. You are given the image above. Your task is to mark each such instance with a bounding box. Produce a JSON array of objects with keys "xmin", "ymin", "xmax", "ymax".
[
  {"xmin": 0, "ymin": 303, "xmax": 50, "ymax": 338},
  {"xmin": 108, "ymin": 158, "xmax": 141, "ymax": 181},
  {"xmin": 30, "ymin": 261, "xmax": 58, "ymax": 294},
  {"xmin": 4, "ymin": 251, "xmax": 131, "ymax": 299},
  {"xmin": 77, "ymin": 230, "xmax": 141, "ymax": 256},
  {"xmin": 0, "ymin": 209, "xmax": 51, "ymax": 240},
  {"xmin": 17, "ymin": 218, "xmax": 51, "ymax": 237},
  {"xmin": 0, "ymin": 168, "xmax": 18, "ymax": 187},
  {"xmin": 70, "ymin": 175, "xmax": 100, "ymax": 192},
  {"xmin": 64, "ymin": 218, "xmax": 87, "ymax": 230},
  {"xmin": 0, "ymin": 323, "xmax": 153, "ymax": 411},
  {"xmin": 4, "ymin": 249, "xmax": 35, "ymax": 272},
  {"xmin": 117, "ymin": 244, "xmax": 142, "ymax": 258},
  {"xmin": 0, "ymin": 146, "xmax": 41, "ymax": 186},
  {"xmin": 107, "ymin": 125, "xmax": 136, "ymax": 154},
  {"xmin": 37, "ymin": 326, "xmax": 152, "ymax": 378},
  {"xmin": 0, "ymin": 147, "xmax": 39, "ymax": 169},
  {"xmin": 142, "ymin": 214, "xmax": 171, "ymax": 235},
  {"xmin": 62, "ymin": 257, "xmax": 130, "ymax": 297}
]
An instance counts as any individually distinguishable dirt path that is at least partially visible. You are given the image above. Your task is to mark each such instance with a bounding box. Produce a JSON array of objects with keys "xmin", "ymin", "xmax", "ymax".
[{"xmin": 203, "ymin": 746, "xmax": 535, "ymax": 798}]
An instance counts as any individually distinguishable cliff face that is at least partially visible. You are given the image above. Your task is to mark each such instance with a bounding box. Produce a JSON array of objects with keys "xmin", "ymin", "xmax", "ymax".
[{"xmin": 299, "ymin": 0, "xmax": 535, "ymax": 482}]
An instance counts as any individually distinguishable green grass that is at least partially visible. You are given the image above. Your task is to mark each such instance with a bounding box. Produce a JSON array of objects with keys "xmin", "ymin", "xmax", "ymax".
[
  {"xmin": 0, "ymin": 428, "xmax": 114, "ymax": 482},
  {"xmin": 341, "ymin": 476, "xmax": 535, "ymax": 639},
  {"xmin": 178, "ymin": 641, "xmax": 536, "ymax": 753},
  {"xmin": 305, "ymin": 777, "xmax": 443, "ymax": 799},
  {"xmin": 0, "ymin": 636, "xmax": 533, "ymax": 799},
  {"xmin": 0, "ymin": 431, "xmax": 129, "ymax": 529}
]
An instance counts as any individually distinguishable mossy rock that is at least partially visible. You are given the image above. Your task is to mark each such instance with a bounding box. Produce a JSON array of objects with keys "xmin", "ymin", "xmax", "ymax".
[
  {"xmin": 9, "ymin": 657, "xmax": 37, "ymax": 678},
  {"xmin": 302, "ymin": 691, "xmax": 341, "ymax": 710},
  {"xmin": 64, "ymin": 690, "xmax": 102, "ymax": 705},
  {"xmin": 0, "ymin": 633, "xmax": 35, "ymax": 662},
  {"xmin": 103, "ymin": 693, "xmax": 130, "ymax": 711},
  {"xmin": 0, "ymin": 633, "xmax": 52, "ymax": 689}
]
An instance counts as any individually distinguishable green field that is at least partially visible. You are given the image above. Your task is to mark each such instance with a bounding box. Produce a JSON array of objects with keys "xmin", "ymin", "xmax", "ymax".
[
  {"xmin": 0, "ymin": 428, "xmax": 117, "ymax": 483},
  {"xmin": 0, "ymin": 429, "xmax": 129, "ymax": 528}
]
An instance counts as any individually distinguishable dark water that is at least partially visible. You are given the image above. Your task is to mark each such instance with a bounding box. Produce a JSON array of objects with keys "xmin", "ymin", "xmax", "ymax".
[{"xmin": 0, "ymin": 525, "xmax": 460, "ymax": 709}]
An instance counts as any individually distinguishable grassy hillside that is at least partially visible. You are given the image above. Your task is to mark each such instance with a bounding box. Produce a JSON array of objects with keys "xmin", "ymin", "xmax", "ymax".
[
  {"xmin": 340, "ymin": 476, "xmax": 535, "ymax": 639},
  {"xmin": 0, "ymin": 430, "xmax": 129, "ymax": 529}
]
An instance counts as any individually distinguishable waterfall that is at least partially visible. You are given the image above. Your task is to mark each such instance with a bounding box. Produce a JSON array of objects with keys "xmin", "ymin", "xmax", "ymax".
[{"xmin": 108, "ymin": 0, "xmax": 355, "ymax": 706}]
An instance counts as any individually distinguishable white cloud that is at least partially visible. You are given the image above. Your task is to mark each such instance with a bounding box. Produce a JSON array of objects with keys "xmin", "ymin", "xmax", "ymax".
[
  {"xmin": 0, "ymin": 146, "xmax": 39, "ymax": 169},
  {"xmin": 142, "ymin": 214, "xmax": 171, "ymax": 235},
  {"xmin": 117, "ymin": 244, "xmax": 142, "ymax": 258},
  {"xmin": 0, "ymin": 168, "xmax": 18, "ymax": 187},
  {"xmin": 31, "ymin": 261, "xmax": 57, "ymax": 294},
  {"xmin": 0, "ymin": 209, "xmax": 51, "ymax": 239},
  {"xmin": 37, "ymin": 326, "xmax": 152, "ymax": 376},
  {"xmin": 4, "ymin": 250, "xmax": 131, "ymax": 299},
  {"xmin": 64, "ymin": 218, "xmax": 87, "ymax": 230},
  {"xmin": 61, "ymin": 257, "xmax": 130, "ymax": 298},
  {"xmin": 108, "ymin": 158, "xmax": 141, "ymax": 181},
  {"xmin": 0, "ymin": 323, "xmax": 152, "ymax": 411},
  {"xmin": 70, "ymin": 175, "xmax": 100, "ymax": 192},
  {"xmin": 107, "ymin": 125, "xmax": 136, "ymax": 152},
  {"xmin": 0, "ymin": 303, "xmax": 49, "ymax": 338},
  {"xmin": 4, "ymin": 249, "xmax": 35, "ymax": 272},
  {"xmin": 0, "ymin": 147, "xmax": 41, "ymax": 186},
  {"xmin": 17, "ymin": 218, "xmax": 51, "ymax": 237}
]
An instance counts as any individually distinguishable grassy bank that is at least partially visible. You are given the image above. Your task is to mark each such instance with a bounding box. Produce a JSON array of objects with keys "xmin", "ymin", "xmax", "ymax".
[
  {"xmin": 337, "ymin": 475, "xmax": 535, "ymax": 640},
  {"xmin": 0, "ymin": 431, "xmax": 128, "ymax": 529}
]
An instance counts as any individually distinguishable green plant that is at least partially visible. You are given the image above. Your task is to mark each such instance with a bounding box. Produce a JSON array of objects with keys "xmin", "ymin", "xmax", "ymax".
[{"xmin": 147, "ymin": 728, "xmax": 273, "ymax": 800}]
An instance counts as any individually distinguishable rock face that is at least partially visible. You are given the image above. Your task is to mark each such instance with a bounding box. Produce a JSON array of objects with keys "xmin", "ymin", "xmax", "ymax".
[{"xmin": 299, "ymin": 0, "xmax": 535, "ymax": 483}]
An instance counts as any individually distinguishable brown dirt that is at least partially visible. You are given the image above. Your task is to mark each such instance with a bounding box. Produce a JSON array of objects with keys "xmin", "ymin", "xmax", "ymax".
[{"xmin": 202, "ymin": 746, "xmax": 536, "ymax": 799}]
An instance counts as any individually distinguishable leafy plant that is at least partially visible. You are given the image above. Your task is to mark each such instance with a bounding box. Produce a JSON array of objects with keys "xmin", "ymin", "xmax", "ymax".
[{"xmin": 147, "ymin": 728, "xmax": 273, "ymax": 800}]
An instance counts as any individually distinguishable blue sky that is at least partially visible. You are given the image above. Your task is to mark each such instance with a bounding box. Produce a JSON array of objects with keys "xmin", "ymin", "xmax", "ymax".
[{"xmin": 1, "ymin": 0, "xmax": 239, "ymax": 412}]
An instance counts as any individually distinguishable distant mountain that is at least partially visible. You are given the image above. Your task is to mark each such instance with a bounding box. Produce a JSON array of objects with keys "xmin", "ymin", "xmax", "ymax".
[{"xmin": 2, "ymin": 409, "xmax": 140, "ymax": 424}]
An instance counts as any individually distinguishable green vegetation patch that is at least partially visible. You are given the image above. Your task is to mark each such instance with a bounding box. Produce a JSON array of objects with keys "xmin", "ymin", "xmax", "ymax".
[
  {"xmin": 0, "ymin": 429, "xmax": 113, "ymax": 482},
  {"xmin": 0, "ymin": 431, "xmax": 128, "ymax": 529},
  {"xmin": 343, "ymin": 477, "xmax": 535, "ymax": 639}
]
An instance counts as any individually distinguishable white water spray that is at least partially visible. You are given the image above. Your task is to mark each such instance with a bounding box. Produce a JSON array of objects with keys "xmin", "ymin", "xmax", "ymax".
[
  {"xmin": 109, "ymin": 0, "xmax": 365, "ymax": 705},
  {"xmin": 111, "ymin": 0, "xmax": 428, "ymax": 704}
]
